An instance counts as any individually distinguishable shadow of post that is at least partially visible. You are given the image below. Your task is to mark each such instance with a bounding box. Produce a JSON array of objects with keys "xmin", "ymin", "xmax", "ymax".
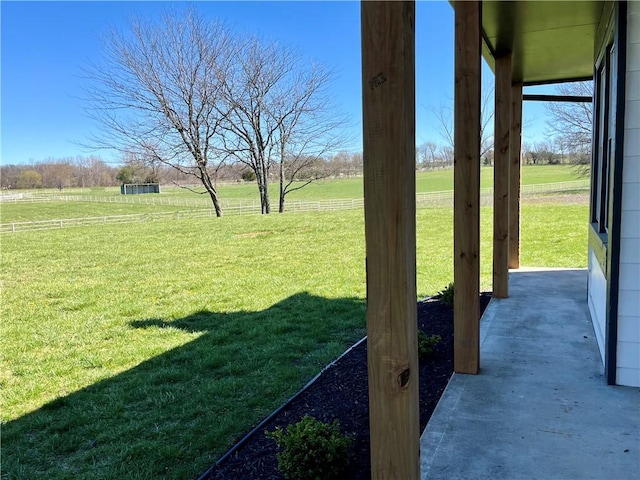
[{"xmin": 3, "ymin": 292, "xmax": 365, "ymax": 479}]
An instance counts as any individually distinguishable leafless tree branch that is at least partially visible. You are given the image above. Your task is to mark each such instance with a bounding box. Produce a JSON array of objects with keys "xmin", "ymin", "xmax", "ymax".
[{"xmin": 83, "ymin": 8, "xmax": 238, "ymax": 216}]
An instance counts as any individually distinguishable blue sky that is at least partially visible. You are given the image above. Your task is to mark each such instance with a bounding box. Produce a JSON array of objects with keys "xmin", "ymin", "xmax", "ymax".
[{"xmin": 1, "ymin": 1, "xmax": 551, "ymax": 165}]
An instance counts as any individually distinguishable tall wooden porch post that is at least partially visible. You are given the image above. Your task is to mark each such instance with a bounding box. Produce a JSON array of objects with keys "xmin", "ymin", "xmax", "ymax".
[
  {"xmin": 509, "ymin": 82, "xmax": 523, "ymax": 269},
  {"xmin": 361, "ymin": 2, "xmax": 419, "ymax": 479},
  {"xmin": 453, "ymin": 0, "xmax": 481, "ymax": 374},
  {"xmin": 493, "ymin": 53, "xmax": 512, "ymax": 298}
]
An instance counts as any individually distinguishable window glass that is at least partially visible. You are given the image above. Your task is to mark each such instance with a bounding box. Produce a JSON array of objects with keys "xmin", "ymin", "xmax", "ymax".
[{"xmin": 592, "ymin": 42, "xmax": 615, "ymax": 236}]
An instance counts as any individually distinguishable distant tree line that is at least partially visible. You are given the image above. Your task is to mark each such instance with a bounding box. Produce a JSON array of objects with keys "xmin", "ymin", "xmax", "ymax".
[
  {"xmin": 0, "ymin": 151, "xmax": 364, "ymax": 191},
  {"xmin": 422, "ymin": 81, "xmax": 593, "ymax": 176},
  {"xmin": 115, "ymin": 150, "xmax": 363, "ymax": 187},
  {"xmin": 415, "ymin": 140, "xmax": 590, "ymax": 172},
  {"xmin": 1, "ymin": 141, "xmax": 589, "ymax": 193},
  {"xmin": 0, "ymin": 156, "xmax": 118, "ymax": 190}
]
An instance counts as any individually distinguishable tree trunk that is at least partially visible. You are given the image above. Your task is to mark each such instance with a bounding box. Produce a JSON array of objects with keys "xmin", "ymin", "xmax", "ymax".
[
  {"xmin": 279, "ymin": 160, "xmax": 285, "ymax": 213},
  {"xmin": 201, "ymin": 170, "xmax": 223, "ymax": 217},
  {"xmin": 255, "ymin": 161, "xmax": 271, "ymax": 214},
  {"xmin": 256, "ymin": 172, "xmax": 271, "ymax": 214},
  {"xmin": 208, "ymin": 189, "xmax": 223, "ymax": 217},
  {"xmin": 262, "ymin": 186, "xmax": 271, "ymax": 214}
]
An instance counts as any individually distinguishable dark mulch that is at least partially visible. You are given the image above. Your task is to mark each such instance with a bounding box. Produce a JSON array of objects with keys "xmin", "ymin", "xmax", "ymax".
[{"xmin": 204, "ymin": 294, "xmax": 491, "ymax": 480}]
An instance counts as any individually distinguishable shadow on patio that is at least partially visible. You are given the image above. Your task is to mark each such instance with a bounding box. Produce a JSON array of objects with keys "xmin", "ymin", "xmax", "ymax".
[{"xmin": 421, "ymin": 268, "xmax": 639, "ymax": 480}]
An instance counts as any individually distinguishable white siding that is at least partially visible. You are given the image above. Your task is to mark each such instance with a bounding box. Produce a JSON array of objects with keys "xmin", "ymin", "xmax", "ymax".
[
  {"xmin": 588, "ymin": 249, "xmax": 607, "ymax": 363},
  {"xmin": 617, "ymin": 0, "xmax": 640, "ymax": 387},
  {"xmin": 618, "ymin": 315, "xmax": 640, "ymax": 339}
]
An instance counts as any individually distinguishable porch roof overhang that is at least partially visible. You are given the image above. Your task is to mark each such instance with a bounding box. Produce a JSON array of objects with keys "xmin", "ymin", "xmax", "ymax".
[{"xmin": 475, "ymin": 0, "xmax": 605, "ymax": 85}]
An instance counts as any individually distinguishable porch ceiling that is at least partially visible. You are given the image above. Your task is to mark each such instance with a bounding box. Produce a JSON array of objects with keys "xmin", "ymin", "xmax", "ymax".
[{"xmin": 479, "ymin": 0, "xmax": 605, "ymax": 85}]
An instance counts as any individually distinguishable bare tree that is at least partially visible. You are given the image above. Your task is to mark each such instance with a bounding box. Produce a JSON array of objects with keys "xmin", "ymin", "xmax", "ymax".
[
  {"xmin": 0, "ymin": 164, "xmax": 23, "ymax": 189},
  {"xmin": 545, "ymin": 81, "xmax": 593, "ymax": 176},
  {"xmin": 522, "ymin": 140, "xmax": 558, "ymax": 165},
  {"xmin": 271, "ymin": 63, "xmax": 350, "ymax": 212},
  {"xmin": 86, "ymin": 9, "xmax": 349, "ymax": 214},
  {"xmin": 431, "ymin": 85, "xmax": 495, "ymax": 162},
  {"xmin": 327, "ymin": 151, "xmax": 362, "ymax": 177},
  {"xmin": 1, "ymin": 157, "xmax": 118, "ymax": 189},
  {"xmin": 74, "ymin": 155, "xmax": 113, "ymax": 187},
  {"xmin": 546, "ymin": 81, "xmax": 593, "ymax": 149},
  {"xmin": 215, "ymin": 37, "xmax": 286, "ymax": 214},
  {"xmin": 85, "ymin": 9, "xmax": 235, "ymax": 216},
  {"xmin": 416, "ymin": 141, "xmax": 439, "ymax": 169},
  {"xmin": 121, "ymin": 148, "xmax": 163, "ymax": 183},
  {"xmin": 215, "ymin": 38, "xmax": 348, "ymax": 214},
  {"xmin": 36, "ymin": 160, "xmax": 76, "ymax": 189}
]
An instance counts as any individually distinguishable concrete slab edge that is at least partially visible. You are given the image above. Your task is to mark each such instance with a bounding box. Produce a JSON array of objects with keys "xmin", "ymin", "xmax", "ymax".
[{"xmin": 420, "ymin": 296, "xmax": 499, "ymax": 478}]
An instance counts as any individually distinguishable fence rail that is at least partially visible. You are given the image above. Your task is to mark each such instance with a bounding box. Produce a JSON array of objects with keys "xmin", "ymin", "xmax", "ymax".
[
  {"xmin": 1, "ymin": 210, "xmax": 224, "ymax": 233},
  {"xmin": 1, "ymin": 180, "xmax": 589, "ymax": 207},
  {"xmin": 1, "ymin": 180, "xmax": 588, "ymax": 233},
  {"xmin": 1, "ymin": 193, "xmax": 219, "ymax": 208}
]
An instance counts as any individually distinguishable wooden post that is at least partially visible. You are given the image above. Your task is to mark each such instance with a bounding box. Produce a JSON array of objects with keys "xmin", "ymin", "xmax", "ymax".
[
  {"xmin": 453, "ymin": 1, "xmax": 481, "ymax": 375},
  {"xmin": 509, "ymin": 82, "xmax": 523, "ymax": 269},
  {"xmin": 361, "ymin": 2, "xmax": 419, "ymax": 479},
  {"xmin": 493, "ymin": 53, "xmax": 512, "ymax": 298}
]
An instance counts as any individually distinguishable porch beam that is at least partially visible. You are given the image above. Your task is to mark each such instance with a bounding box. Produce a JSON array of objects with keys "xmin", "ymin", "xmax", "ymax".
[
  {"xmin": 509, "ymin": 82, "xmax": 523, "ymax": 269},
  {"xmin": 522, "ymin": 94, "xmax": 592, "ymax": 103},
  {"xmin": 453, "ymin": 0, "xmax": 481, "ymax": 374},
  {"xmin": 493, "ymin": 53, "xmax": 512, "ymax": 298},
  {"xmin": 361, "ymin": 2, "xmax": 419, "ymax": 479}
]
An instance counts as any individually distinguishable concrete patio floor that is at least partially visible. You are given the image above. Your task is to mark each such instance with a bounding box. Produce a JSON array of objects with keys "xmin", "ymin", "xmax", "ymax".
[{"xmin": 420, "ymin": 268, "xmax": 640, "ymax": 480}]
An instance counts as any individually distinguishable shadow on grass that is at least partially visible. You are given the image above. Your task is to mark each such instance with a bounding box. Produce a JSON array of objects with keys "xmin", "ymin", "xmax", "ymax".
[{"xmin": 3, "ymin": 292, "xmax": 365, "ymax": 480}]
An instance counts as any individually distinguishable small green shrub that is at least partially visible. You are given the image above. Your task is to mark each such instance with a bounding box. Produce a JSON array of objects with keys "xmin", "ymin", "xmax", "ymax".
[
  {"xmin": 417, "ymin": 331, "xmax": 441, "ymax": 360},
  {"xmin": 241, "ymin": 169, "xmax": 257, "ymax": 182},
  {"xmin": 437, "ymin": 282, "xmax": 454, "ymax": 307},
  {"xmin": 266, "ymin": 416, "xmax": 352, "ymax": 480}
]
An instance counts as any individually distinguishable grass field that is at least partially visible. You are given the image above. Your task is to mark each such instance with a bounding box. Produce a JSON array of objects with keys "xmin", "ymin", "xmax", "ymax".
[
  {"xmin": 170, "ymin": 164, "xmax": 584, "ymax": 200},
  {"xmin": 0, "ymin": 201, "xmax": 191, "ymax": 223},
  {"xmin": 1, "ymin": 165, "xmax": 585, "ymax": 224},
  {"xmin": 7, "ymin": 164, "xmax": 584, "ymax": 201},
  {"xmin": 1, "ymin": 196, "xmax": 588, "ymax": 479}
]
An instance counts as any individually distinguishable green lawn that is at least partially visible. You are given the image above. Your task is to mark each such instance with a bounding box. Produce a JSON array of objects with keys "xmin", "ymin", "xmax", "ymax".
[
  {"xmin": 1, "ymin": 201, "xmax": 588, "ymax": 479},
  {"xmin": 2, "ymin": 165, "xmax": 585, "ymax": 223},
  {"xmin": 0, "ymin": 201, "xmax": 190, "ymax": 223},
  {"xmin": 218, "ymin": 164, "xmax": 584, "ymax": 201}
]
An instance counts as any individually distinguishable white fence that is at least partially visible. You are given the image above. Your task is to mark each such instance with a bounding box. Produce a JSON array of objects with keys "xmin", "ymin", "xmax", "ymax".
[
  {"xmin": 0, "ymin": 193, "xmax": 26, "ymax": 202},
  {"xmin": 1, "ymin": 210, "xmax": 223, "ymax": 233},
  {"xmin": 0, "ymin": 193, "xmax": 217, "ymax": 208},
  {"xmin": 1, "ymin": 180, "xmax": 589, "ymax": 207},
  {"xmin": 415, "ymin": 179, "xmax": 588, "ymax": 206},
  {"xmin": 0, "ymin": 180, "xmax": 588, "ymax": 233},
  {"xmin": 519, "ymin": 179, "xmax": 589, "ymax": 194}
]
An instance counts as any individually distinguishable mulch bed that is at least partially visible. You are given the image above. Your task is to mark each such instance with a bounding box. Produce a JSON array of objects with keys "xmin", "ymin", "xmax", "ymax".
[{"xmin": 204, "ymin": 294, "xmax": 491, "ymax": 480}]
